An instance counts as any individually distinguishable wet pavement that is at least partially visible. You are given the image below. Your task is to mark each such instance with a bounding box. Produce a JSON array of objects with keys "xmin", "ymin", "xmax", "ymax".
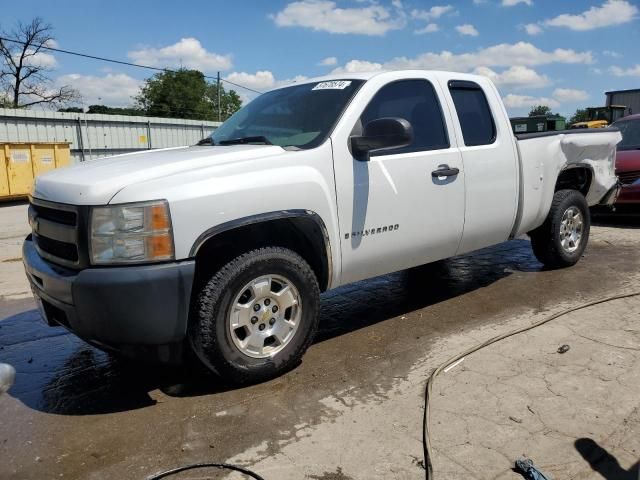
[{"xmin": 1, "ymin": 206, "xmax": 639, "ymax": 479}]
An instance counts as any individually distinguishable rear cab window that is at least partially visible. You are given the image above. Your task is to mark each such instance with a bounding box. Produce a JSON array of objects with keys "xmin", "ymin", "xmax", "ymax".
[{"xmin": 448, "ymin": 80, "xmax": 496, "ymax": 146}]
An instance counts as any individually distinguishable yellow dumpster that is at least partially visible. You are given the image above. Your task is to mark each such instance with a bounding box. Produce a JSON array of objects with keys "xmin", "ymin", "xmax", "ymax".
[{"xmin": 0, "ymin": 142, "xmax": 71, "ymax": 200}]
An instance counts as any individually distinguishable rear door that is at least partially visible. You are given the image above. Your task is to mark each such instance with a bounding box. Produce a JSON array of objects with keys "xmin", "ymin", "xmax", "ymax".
[
  {"xmin": 332, "ymin": 75, "xmax": 465, "ymax": 284},
  {"xmin": 441, "ymin": 79, "xmax": 519, "ymax": 254}
]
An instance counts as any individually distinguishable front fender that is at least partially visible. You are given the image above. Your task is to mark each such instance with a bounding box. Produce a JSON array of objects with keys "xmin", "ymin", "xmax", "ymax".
[{"xmin": 110, "ymin": 143, "xmax": 341, "ymax": 286}]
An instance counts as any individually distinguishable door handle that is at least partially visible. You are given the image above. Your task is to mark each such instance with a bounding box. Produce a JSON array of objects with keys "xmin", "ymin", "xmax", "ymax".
[{"xmin": 431, "ymin": 165, "xmax": 460, "ymax": 178}]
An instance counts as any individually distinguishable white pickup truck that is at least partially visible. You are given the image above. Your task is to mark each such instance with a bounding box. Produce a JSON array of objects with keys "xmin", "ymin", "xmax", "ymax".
[{"xmin": 23, "ymin": 70, "xmax": 620, "ymax": 382}]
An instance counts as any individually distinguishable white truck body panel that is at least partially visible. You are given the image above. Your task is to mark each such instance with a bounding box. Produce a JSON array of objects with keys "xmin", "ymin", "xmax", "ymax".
[
  {"xmin": 110, "ymin": 141, "xmax": 343, "ymax": 287},
  {"xmin": 330, "ymin": 71, "xmax": 466, "ymax": 283},
  {"xmin": 513, "ymin": 131, "xmax": 620, "ymax": 237},
  {"xmin": 32, "ymin": 70, "xmax": 621, "ymax": 290},
  {"xmin": 436, "ymin": 72, "xmax": 521, "ymax": 255}
]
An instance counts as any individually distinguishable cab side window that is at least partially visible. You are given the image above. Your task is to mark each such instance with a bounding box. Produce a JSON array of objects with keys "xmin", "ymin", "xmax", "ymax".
[
  {"xmin": 448, "ymin": 80, "xmax": 496, "ymax": 146},
  {"xmin": 360, "ymin": 79, "xmax": 449, "ymax": 156}
]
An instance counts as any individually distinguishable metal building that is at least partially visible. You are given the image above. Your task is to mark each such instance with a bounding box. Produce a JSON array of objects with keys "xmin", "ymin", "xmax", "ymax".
[
  {"xmin": 605, "ymin": 88, "xmax": 640, "ymax": 117},
  {"xmin": 0, "ymin": 108, "xmax": 221, "ymax": 164}
]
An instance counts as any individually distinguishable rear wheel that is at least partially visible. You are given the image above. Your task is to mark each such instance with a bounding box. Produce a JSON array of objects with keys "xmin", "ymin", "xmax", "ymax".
[
  {"xmin": 529, "ymin": 189, "xmax": 590, "ymax": 268},
  {"xmin": 189, "ymin": 247, "xmax": 320, "ymax": 384}
]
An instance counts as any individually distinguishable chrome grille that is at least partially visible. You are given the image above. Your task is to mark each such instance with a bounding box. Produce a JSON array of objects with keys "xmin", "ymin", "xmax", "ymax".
[
  {"xmin": 29, "ymin": 199, "xmax": 82, "ymax": 268},
  {"xmin": 617, "ymin": 170, "xmax": 640, "ymax": 186}
]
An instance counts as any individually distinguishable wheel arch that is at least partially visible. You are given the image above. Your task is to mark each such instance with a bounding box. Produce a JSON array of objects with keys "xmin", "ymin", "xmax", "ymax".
[
  {"xmin": 190, "ymin": 210, "xmax": 333, "ymax": 292},
  {"xmin": 555, "ymin": 165, "xmax": 593, "ymax": 197}
]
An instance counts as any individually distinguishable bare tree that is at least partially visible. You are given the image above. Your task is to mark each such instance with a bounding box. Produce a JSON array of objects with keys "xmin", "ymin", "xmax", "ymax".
[{"xmin": 0, "ymin": 18, "xmax": 78, "ymax": 108}]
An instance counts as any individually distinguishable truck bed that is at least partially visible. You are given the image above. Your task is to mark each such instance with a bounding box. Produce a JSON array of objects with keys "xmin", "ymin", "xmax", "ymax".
[{"xmin": 512, "ymin": 127, "xmax": 621, "ymax": 237}]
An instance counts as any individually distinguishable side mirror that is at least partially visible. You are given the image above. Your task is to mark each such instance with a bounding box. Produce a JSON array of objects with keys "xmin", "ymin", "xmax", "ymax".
[{"xmin": 350, "ymin": 117, "xmax": 414, "ymax": 160}]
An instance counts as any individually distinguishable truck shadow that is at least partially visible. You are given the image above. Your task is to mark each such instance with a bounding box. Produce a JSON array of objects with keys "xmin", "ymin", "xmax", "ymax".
[{"xmin": 1, "ymin": 239, "xmax": 541, "ymax": 415}]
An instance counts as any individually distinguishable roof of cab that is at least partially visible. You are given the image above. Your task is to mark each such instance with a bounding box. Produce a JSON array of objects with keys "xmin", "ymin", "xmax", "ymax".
[{"xmin": 270, "ymin": 69, "xmax": 488, "ymax": 92}]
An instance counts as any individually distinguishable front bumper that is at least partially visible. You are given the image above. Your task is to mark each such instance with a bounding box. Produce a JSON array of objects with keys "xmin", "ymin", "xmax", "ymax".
[{"xmin": 22, "ymin": 237, "xmax": 195, "ymax": 362}]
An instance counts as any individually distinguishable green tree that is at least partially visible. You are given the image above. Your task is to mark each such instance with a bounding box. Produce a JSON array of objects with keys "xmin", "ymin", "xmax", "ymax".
[
  {"xmin": 86, "ymin": 105, "xmax": 144, "ymax": 116},
  {"xmin": 210, "ymin": 85, "xmax": 242, "ymax": 121},
  {"xmin": 58, "ymin": 107, "xmax": 83, "ymax": 113},
  {"xmin": 529, "ymin": 105, "xmax": 554, "ymax": 117},
  {"xmin": 568, "ymin": 108, "xmax": 589, "ymax": 125},
  {"xmin": 135, "ymin": 69, "xmax": 241, "ymax": 121}
]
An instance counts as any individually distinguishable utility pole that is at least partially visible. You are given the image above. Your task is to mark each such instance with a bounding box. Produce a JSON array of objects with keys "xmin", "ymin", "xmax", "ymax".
[{"xmin": 217, "ymin": 71, "xmax": 221, "ymax": 122}]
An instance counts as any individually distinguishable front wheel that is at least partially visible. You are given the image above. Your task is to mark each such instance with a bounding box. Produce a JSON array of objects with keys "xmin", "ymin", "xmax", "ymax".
[
  {"xmin": 529, "ymin": 189, "xmax": 591, "ymax": 268},
  {"xmin": 189, "ymin": 247, "xmax": 320, "ymax": 384}
]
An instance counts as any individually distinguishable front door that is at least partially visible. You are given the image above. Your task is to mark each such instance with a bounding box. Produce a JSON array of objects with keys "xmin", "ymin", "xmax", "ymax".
[{"xmin": 332, "ymin": 77, "xmax": 465, "ymax": 284}]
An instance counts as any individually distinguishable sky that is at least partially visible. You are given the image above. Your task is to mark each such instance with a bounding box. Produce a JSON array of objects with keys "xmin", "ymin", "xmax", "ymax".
[{"xmin": 3, "ymin": 0, "xmax": 640, "ymax": 118}]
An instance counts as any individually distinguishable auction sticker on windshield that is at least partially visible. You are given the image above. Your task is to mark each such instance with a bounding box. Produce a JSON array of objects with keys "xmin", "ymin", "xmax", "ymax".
[{"xmin": 312, "ymin": 80, "xmax": 352, "ymax": 90}]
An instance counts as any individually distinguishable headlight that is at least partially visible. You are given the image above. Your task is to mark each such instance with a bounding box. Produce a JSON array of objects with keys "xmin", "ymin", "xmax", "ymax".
[{"xmin": 90, "ymin": 200, "xmax": 174, "ymax": 264}]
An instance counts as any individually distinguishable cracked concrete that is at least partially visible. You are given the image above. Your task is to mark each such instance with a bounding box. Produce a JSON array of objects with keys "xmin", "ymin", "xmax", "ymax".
[
  {"xmin": 430, "ymin": 294, "xmax": 640, "ymax": 479},
  {"xmin": 0, "ymin": 203, "xmax": 639, "ymax": 479}
]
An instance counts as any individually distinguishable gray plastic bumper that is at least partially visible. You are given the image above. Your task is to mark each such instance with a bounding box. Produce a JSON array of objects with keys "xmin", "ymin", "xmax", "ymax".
[{"xmin": 23, "ymin": 237, "xmax": 195, "ymax": 350}]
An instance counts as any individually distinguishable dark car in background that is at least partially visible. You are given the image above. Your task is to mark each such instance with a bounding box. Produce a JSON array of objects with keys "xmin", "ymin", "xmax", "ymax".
[{"xmin": 611, "ymin": 114, "xmax": 640, "ymax": 207}]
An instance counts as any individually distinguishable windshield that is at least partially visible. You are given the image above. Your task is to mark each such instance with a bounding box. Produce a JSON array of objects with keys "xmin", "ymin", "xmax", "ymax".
[
  {"xmin": 208, "ymin": 80, "xmax": 364, "ymax": 150},
  {"xmin": 612, "ymin": 118, "xmax": 640, "ymax": 151}
]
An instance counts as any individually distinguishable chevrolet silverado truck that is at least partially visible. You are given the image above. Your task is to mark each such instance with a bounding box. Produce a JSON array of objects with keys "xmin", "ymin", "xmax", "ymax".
[{"xmin": 23, "ymin": 71, "xmax": 621, "ymax": 383}]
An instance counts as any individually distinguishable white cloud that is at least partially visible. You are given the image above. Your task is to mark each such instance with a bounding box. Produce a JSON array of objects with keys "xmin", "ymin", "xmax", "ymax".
[
  {"xmin": 552, "ymin": 88, "xmax": 588, "ymax": 102},
  {"xmin": 544, "ymin": 0, "xmax": 638, "ymax": 31},
  {"xmin": 411, "ymin": 5, "xmax": 452, "ymax": 34},
  {"xmin": 415, "ymin": 23, "xmax": 439, "ymax": 34},
  {"xmin": 503, "ymin": 88, "xmax": 590, "ymax": 112},
  {"xmin": 396, "ymin": 41, "xmax": 593, "ymax": 68},
  {"xmin": 502, "ymin": 0, "xmax": 532, "ymax": 6},
  {"xmin": 523, "ymin": 23, "xmax": 543, "ymax": 35},
  {"xmin": 12, "ymin": 48, "xmax": 58, "ymax": 69},
  {"xmin": 610, "ymin": 65, "xmax": 640, "ymax": 77},
  {"xmin": 225, "ymin": 71, "xmax": 277, "ymax": 91},
  {"xmin": 318, "ymin": 56, "xmax": 338, "ymax": 66},
  {"xmin": 602, "ymin": 50, "xmax": 622, "ymax": 58},
  {"xmin": 456, "ymin": 24, "xmax": 479, "ymax": 36},
  {"xmin": 332, "ymin": 59, "xmax": 383, "ymax": 74},
  {"xmin": 411, "ymin": 5, "xmax": 454, "ymax": 20},
  {"xmin": 502, "ymin": 94, "xmax": 559, "ymax": 109},
  {"xmin": 55, "ymin": 73, "xmax": 142, "ymax": 106},
  {"xmin": 332, "ymin": 42, "xmax": 592, "ymax": 75},
  {"xmin": 474, "ymin": 66, "xmax": 550, "ymax": 88},
  {"xmin": 271, "ymin": 1, "xmax": 405, "ymax": 36},
  {"xmin": 128, "ymin": 38, "xmax": 232, "ymax": 73},
  {"xmin": 225, "ymin": 70, "xmax": 310, "ymax": 103}
]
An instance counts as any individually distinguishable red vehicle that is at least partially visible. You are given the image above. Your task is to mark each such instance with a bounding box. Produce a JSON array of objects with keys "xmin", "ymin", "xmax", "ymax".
[{"xmin": 611, "ymin": 114, "xmax": 640, "ymax": 206}]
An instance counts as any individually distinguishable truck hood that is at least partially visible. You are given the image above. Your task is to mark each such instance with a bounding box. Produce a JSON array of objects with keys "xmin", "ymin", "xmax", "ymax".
[{"xmin": 32, "ymin": 145, "xmax": 285, "ymax": 205}]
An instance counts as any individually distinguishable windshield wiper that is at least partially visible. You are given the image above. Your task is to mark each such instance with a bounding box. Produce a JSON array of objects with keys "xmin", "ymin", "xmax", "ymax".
[
  {"xmin": 218, "ymin": 136, "xmax": 273, "ymax": 146},
  {"xmin": 196, "ymin": 137, "xmax": 215, "ymax": 146}
]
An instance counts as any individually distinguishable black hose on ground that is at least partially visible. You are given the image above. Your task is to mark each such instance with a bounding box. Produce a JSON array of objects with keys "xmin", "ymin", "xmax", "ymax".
[
  {"xmin": 422, "ymin": 290, "xmax": 640, "ymax": 480},
  {"xmin": 147, "ymin": 462, "xmax": 265, "ymax": 479}
]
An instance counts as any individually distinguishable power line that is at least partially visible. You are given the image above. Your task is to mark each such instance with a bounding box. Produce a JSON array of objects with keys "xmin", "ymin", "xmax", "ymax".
[{"xmin": 0, "ymin": 36, "xmax": 263, "ymax": 94}]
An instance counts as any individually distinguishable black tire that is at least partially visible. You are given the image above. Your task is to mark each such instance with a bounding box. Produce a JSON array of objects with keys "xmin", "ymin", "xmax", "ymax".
[
  {"xmin": 189, "ymin": 247, "xmax": 320, "ymax": 384},
  {"xmin": 529, "ymin": 189, "xmax": 590, "ymax": 268}
]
